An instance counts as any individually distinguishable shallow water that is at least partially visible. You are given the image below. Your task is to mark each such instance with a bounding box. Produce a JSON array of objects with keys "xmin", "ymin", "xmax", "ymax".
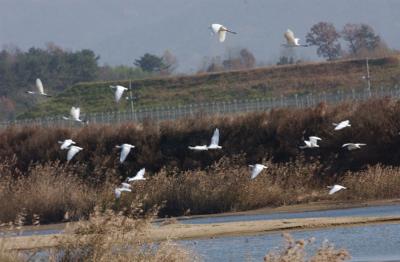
[
  {"xmin": 181, "ymin": 223, "xmax": 400, "ymax": 262},
  {"xmin": 181, "ymin": 204, "xmax": 400, "ymax": 225}
]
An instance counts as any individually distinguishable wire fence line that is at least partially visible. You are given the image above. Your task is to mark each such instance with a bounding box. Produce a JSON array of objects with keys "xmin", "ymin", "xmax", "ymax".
[{"xmin": 1, "ymin": 85, "xmax": 400, "ymax": 129}]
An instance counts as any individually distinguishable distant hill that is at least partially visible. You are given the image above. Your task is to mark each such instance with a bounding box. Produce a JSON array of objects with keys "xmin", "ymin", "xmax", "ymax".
[{"xmin": 18, "ymin": 56, "xmax": 400, "ymax": 119}]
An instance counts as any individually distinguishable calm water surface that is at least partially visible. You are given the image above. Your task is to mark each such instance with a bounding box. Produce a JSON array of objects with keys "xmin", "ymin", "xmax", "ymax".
[
  {"xmin": 181, "ymin": 204, "xmax": 400, "ymax": 225},
  {"xmin": 181, "ymin": 223, "xmax": 400, "ymax": 262}
]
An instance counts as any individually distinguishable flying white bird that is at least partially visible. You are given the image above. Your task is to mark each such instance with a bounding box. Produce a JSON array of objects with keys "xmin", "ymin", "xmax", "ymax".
[
  {"xmin": 26, "ymin": 78, "xmax": 51, "ymax": 97},
  {"xmin": 189, "ymin": 128, "xmax": 222, "ymax": 151},
  {"xmin": 210, "ymin": 23, "xmax": 237, "ymax": 42},
  {"xmin": 208, "ymin": 128, "xmax": 222, "ymax": 149},
  {"xmin": 328, "ymin": 184, "xmax": 347, "ymax": 195},
  {"xmin": 188, "ymin": 145, "xmax": 208, "ymax": 151},
  {"xmin": 127, "ymin": 168, "xmax": 146, "ymax": 182},
  {"xmin": 333, "ymin": 120, "xmax": 351, "ymax": 131},
  {"xmin": 121, "ymin": 182, "xmax": 131, "ymax": 189},
  {"xmin": 63, "ymin": 107, "xmax": 86, "ymax": 123},
  {"xmin": 115, "ymin": 144, "xmax": 135, "ymax": 163},
  {"xmin": 283, "ymin": 29, "xmax": 308, "ymax": 47},
  {"xmin": 342, "ymin": 143, "xmax": 366, "ymax": 151},
  {"xmin": 67, "ymin": 145, "xmax": 83, "ymax": 162},
  {"xmin": 115, "ymin": 187, "xmax": 132, "ymax": 199},
  {"xmin": 300, "ymin": 136, "xmax": 322, "ymax": 149},
  {"xmin": 58, "ymin": 139, "xmax": 76, "ymax": 150},
  {"xmin": 110, "ymin": 85, "xmax": 128, "ymax": 103},
  {"xmin": 249, "ymin": 164, "xmax": 267, "ymax": 179}
]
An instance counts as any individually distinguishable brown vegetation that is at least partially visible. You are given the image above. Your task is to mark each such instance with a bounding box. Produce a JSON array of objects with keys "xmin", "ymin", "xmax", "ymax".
[
  {"xmin": 264, "ymin": 233, "xmax": 350, "ymax": 262},
  {"xmin": 3, "ymin": 98, "xmax": 400, "ymax": 223}
]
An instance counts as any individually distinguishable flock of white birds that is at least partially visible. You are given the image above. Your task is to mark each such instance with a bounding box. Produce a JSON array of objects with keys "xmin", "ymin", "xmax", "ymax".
[{"xmin": 25, "ymin": 25, "xmax": 352, "ymax": 199}]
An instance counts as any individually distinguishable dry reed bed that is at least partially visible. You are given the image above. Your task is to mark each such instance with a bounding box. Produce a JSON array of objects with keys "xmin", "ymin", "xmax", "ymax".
[
  {"xmin": 3, "ymin": 97, "xmax": 400, "ymax": 176},
  {"xmin": 2, "ymin": 98, "xmax": 400, "ymax": 223}
]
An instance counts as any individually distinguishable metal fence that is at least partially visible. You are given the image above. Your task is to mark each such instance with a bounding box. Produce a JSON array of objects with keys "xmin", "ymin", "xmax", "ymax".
[{"xmin": 2, "ymin": 85, "xmax": 400, "ymax": 129}]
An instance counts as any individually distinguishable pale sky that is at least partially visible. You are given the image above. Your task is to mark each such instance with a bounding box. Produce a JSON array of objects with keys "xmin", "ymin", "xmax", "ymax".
[{"xmin": 0, "ymin": 0, "xmax": 399, "ymax": 72}]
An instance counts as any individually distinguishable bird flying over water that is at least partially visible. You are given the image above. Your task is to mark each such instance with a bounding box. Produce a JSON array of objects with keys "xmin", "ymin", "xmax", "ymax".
[
  {"xmin": 115, "ymin": 144, "xmax": 135, "ymax": 163},
  {"xmin": 26, "ymin": 78, "xmax": 51, "ymax": 97},
  {"xmin": 249, "ymin": 164, "xmax": 267, "ymax": 179},
  {"xmin": 333, "ymin": 120, "xmax": 351, "ymax": 131},
  {"xmin": 110, "ymin": 85, "xmax": 128, "ymax": 103},
  {"xmin": 210, "ymin": 23, "xmax": 237, "ymax": 42},
  {"xmin": 283, "ymin": 29, "xmax": 308, "ymax": 47}
]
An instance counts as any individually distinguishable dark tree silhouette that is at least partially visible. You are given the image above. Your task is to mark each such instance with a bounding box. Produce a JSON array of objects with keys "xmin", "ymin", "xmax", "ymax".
[
  {"xmin": 306, "ymin": 22, "xmax": 341, "ymax": 60},
  {"xmin": 342, "ymin": 23, "xmax": 381, "ymax": 56},
  {"xmin": 134, "ymin": 53, "xmax": 166, "ymax": 73}
]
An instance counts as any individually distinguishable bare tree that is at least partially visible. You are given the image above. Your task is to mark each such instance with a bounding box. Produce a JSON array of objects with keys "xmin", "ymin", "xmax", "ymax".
[
  {"xmin": 342, "ymin": 23, "xmax": 381, "ymax": 57},
  {"xmin": 161, "ymin": 50, "xmax": 178, "ymax": 75},
  {"xmin": 306, "ymin": 22, "xmax": 341, "ymax": 60}
]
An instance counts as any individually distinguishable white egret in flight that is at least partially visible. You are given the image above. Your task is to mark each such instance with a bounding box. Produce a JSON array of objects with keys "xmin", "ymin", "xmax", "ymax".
[
  {"xmin": 116, "ymin": 144, "xmax": 135, "ymax": 163},
  {"xmin": 249, "ymin": 164, "xmax": 267, "ymax": 179},
  {"xmin": 189, "ymin": 128, "xmax": 222, "ymax": 151},
  {"xmin": 115, "ymin": 187, "xmax": 132, "ymax": 199},
  {"xmin": 342, "ymin": 143, "xmax": 366, "ymax": 151},
  {"xmin": 63, "ymin": 107, "xmax": 87, "ymax": 123},
  {"xmin": 127, "ymin": 168, "xmax": 146, "ymax": 182},
  {"xmin": 210, "ymin": 23, "xmax": 237, "ymax": 42},
  {"xmin": 300, "ymin": 136, "xmax": 322, "ymax": 149},
  {"xmin": 208, "ymin": 128, "xmax": 222, "ymax": 149},
  {"xmin": 328, "ymin": 184, "xmax": 346, "ymax": 195},
  {"xmin": 283, "ymin": 29, "xmax": 308, "ymax": 47},
  {"xmin": 67, "ymin": 145, "xmax": 83, "ymax": 162},
  {"xmin": 110, "ymin": 85, "xmax": 128, "ymax": 103},
  {"xmin": 333, "ymin": 120, "xmax": 351, "ymax": 131},
  {"xmin": 26, "ymin": 78, "xmax": 51, "ymax": 97},
  {"xmin": 58, "ymin": 139, "xmax": 76, "ymax": 150}
]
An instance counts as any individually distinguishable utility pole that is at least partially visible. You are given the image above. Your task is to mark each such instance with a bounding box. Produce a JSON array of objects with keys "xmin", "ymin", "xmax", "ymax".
[
  {"xmin": 128, "ymin": 79, "xmax": 134, "ymax": 113},
  {"xmin": 365, "ymin": 57, "xmax": 371, "ymax": 98}
]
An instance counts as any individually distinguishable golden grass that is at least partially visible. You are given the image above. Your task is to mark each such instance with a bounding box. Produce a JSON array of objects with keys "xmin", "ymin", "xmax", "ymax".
[{"xmin": 264, "ymin": 233, "xmax": 350, "ymax": 262}]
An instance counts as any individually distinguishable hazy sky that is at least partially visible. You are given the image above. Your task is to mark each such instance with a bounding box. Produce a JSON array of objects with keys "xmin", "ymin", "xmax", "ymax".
[{"xmin": 1, "ymin": 0, "xmax": 399, "ymax": 72}]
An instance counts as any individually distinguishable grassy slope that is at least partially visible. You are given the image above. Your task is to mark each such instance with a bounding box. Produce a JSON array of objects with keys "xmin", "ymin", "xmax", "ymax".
[{"xmin": 19, "ymin": 56, "xmax": 400, "ymax": 119}]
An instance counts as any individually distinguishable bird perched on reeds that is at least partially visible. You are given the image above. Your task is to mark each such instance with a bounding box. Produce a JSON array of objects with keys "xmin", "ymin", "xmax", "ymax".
[
  {"xmin": 26, "ymin": 78, "xmax": 51, "ymax": 97},
  {"xmin": 115, "ymin": 144, "xmax": 135, "ymax": 163},
  {"xmin": 300, "ymin": 136, "xmax": 322, "ymax": 149},
  {"xmin": 328, "ymin": 184, "xmax": 346, "ymax": 195},
  {"xmin": 210, "ymin": 23, "xmax": 237, "ymax": 42},
  {"xmin": 110, "ymin": 85, "xmax": 128, "ymax": 103},
  {"xmin": 249, "ymin": 164, "xmax": 267, "ymax": 179},
  {"xmin": 333, "ymin": 120, "xmax": 351, "ymax": 131}
]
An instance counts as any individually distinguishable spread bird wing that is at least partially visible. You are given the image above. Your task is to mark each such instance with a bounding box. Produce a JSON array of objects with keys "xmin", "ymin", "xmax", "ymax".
[
  {"xmin": 36, "ymin": 78, "xmax": 44, "ymax": 94},
  {"xmin": 210, "ymin": 128, "xmax": 220, "ymax": 146},
  {"xmin": 120, "ymin": 145, "xmax": 131, "ymax": 163},
  {"xmin": 115, "ymin": 86, "xmax": 126, "ymax": 102},
  {"xmin": 284, "ymin": 29, "xmax": 296, "ymax": 45}
]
